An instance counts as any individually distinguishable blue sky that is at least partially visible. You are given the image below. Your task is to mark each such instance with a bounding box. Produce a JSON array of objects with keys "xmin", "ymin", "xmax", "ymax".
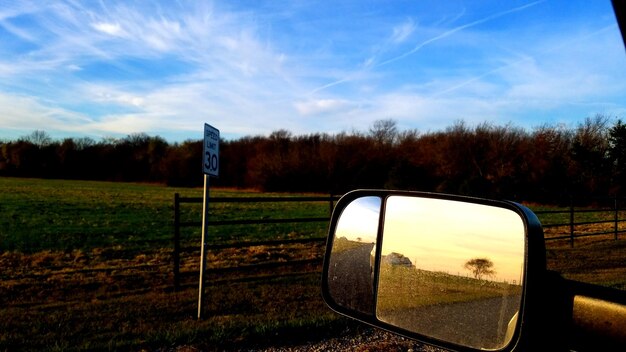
[{"xmin": 1, "ymin": 0, "xmax": 625, "ymax": 142}]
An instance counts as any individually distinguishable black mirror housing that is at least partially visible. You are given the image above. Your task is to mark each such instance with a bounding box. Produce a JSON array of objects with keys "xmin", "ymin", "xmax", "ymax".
[{"xmin": 322, "ymin": 190, "xmax": 550, "ymax": 352}]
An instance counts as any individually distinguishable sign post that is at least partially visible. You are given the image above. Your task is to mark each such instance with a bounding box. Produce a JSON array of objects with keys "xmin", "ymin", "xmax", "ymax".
[{"xmin": 198, "ymin": 123, "xmax": 219, "ymax": 320}]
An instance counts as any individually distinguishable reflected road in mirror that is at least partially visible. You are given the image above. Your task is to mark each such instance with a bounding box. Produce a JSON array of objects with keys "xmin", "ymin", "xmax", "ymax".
[
  {"xmin": 376, "ymin": 196, "xmax": 525, "ymax": 350},
  {"xmin": 327, "ymin": 196, "xmax": 381, "ymax": 315}
]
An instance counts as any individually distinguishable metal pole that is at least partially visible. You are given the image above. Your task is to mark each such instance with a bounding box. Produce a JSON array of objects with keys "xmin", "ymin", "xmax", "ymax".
[{"xmin": 198, "ymin": 174, "xmax": 210, "ymax": 320}]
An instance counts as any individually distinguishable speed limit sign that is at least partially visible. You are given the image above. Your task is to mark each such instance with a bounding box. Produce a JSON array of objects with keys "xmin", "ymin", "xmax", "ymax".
[{"xmin": 203, "ymin": 123, "xmax": 219, "ymax": 177}]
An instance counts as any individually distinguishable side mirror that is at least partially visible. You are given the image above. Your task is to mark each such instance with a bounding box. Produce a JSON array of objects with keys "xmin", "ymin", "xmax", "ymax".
[{"xmin": 322, "ymin": 190, "xmax": 546, "ymax": 351}]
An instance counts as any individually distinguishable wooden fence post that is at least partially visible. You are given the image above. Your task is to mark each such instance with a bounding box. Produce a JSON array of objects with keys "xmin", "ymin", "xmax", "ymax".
[
  {"xmin": 615, "ymin": 196, "xmax": 619, "ymax": 241},
  {"xmin": 173, "ymin": 193, "xmax": 181, "ymax": 291}
]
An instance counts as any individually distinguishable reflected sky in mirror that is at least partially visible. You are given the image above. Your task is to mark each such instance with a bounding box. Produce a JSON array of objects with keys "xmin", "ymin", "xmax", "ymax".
[
  {"xmin": 382, "ymin": 196, "xmax": 524, "ymax": 283},
  {"xmin": 335, "ymin": 196, "xmax": 381, "ymax": 243}
]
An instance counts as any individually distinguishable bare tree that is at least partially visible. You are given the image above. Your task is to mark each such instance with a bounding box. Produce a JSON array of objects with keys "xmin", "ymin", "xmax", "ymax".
[
  {"xmin": 464, "ymin": 258, "xmax": 496, "ymax": 280},
  {"xmin": 570, "ymin": 114, "xmax": 612, "ymax": 196},
  {"xmin": 369, "ymin": 119, "xmax": 397, "ymax": 145},
  {"xmin": 22, "ymin": 130, "xmax": 52, "ymax": 147}
]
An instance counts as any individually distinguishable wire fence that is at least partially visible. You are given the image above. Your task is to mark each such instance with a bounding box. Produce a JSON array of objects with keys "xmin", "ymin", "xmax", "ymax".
[
  {"xmin": 172, "ymin": 194, "xmax": 626, "ymax": 290},
  {"xmin": 535, "ymin": 197, "xmax": 626, "ymax": 247},
  {"xmin": 172, "ymin": 193, "xmax": 339, "ymax": 290}
]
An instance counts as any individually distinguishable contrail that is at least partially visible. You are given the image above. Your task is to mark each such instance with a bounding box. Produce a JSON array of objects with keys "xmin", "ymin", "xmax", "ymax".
[
  {"xmin": 376, "ymin": 0, "xmax": 545, "ymax": 67},
  {"xmin": 309, "ymin": 0, "xmax": 545, "ymax": 95},
  {"xmin": 309, "ymin": 77, "xmax": 353, "ymax": 95}
]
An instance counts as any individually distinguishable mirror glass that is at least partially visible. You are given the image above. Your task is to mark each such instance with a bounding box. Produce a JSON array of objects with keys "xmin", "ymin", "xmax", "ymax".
[
  {"xmin": 376, "ymin": 196, "xmax": 525, "ymax": 350},
  {"xmin": 327, "ymin": 196, "xmax": 381, "ymax": 315}
]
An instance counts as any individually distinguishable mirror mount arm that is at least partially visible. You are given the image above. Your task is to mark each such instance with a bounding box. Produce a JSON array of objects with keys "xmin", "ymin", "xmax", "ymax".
[
  {"xmin": 532, "ymin": 271, "xmax": 626, "ymax": 351},
  {"xmin": 518, "ymin": 270, "xmax": 572, "ymax": 352},
  {"xmin": 562, "ymin": 278, "xmax": 626, "ymax": 351},
  {"xmin": 512, "ymin": 206, "xmax": 570, "ymax": 351}
]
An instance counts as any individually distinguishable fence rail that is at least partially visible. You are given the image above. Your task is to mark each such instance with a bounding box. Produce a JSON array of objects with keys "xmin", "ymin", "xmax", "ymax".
[
  {"xmin": 172, "ymin": 193, "xmax": 339, "ymax": 290},
  {"xmin": 534, "ymin": 197, "xmax": 626, "ymax": 247}
]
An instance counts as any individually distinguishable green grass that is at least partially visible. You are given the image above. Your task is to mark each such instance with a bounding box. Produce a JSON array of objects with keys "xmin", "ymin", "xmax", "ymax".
[
  {"xmin": 0, "ymin": 177, "xmax": 191, "ymax": 252},
  {"xmin": 0, "ymin": 177, "xmax": 330, "ymax": 253}
]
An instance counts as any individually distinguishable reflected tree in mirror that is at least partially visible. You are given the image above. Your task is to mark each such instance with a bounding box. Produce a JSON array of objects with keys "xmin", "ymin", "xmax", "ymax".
[
  {"xmin": 376, "ymin": 196, "xmax": 525, "ymax": 350},
  {"xmin": 464, "ymin": 257, "xmax": 496, "ymax": 280},
  {"xmin": 327, "ymin": 196, "xmax": 381, "ymax": 315}
]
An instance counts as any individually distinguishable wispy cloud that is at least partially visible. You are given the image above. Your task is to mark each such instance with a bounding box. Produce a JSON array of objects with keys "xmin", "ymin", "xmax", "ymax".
[
  {"xmin": 391, "ymin": 19, "xmax": 416, "ymax": 44},
  {"xmin": 0, "ymin": 92, "xmax": 94, "ymax": 133},
  {"xmin": 294, "ymin": 99, "xmax": 353, "ymax": 116},
  {"xmin": 91, "ymin": 22, "xmax": 125, "ymax": 37},
  {"xmin": 0, "ymin": 1, "xmax": 301, "ymax": 137}
]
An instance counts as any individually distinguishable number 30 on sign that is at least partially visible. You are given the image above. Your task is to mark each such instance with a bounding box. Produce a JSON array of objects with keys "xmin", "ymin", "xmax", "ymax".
[{"xmin": 203, "ymin": 123, "xmax": 219, "ymax": 177}]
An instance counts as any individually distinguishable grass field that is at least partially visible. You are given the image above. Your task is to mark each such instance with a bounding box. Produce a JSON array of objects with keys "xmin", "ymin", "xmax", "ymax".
[
  {"xmin": 377, "ymin": 265, "xmax": 521, "ymax": 311},
  {"xmin": 544, "ymin": 236, "xmax": 626, "ymax": 290},
  {"xmin": 0, "ymin": 177, "xmax": 353, "ymax": 351},
  {"xmin": 1, "ymin": 177, "xmax": 625, "ymax": 351}
]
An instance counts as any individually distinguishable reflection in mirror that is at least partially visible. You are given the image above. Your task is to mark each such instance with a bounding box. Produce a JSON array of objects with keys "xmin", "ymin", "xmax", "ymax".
[
  {"xmin": 376, "ymin": 196, "xmax": 525, "ymax": 350},
  {"xmin": 327, "ymin": 196, "xmax": 381, "ymax": 315}
]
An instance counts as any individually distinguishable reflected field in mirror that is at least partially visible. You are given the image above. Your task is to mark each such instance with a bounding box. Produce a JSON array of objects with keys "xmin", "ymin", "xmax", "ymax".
[{"xmin": 376, "ymin": 196, "xmax": 525, "ymax": 350}]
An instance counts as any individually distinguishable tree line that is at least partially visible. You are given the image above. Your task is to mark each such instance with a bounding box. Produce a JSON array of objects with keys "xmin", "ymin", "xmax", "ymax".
[{"xmin": 2, "ymin": 115, "xmax": 626, "ymax": 204}]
